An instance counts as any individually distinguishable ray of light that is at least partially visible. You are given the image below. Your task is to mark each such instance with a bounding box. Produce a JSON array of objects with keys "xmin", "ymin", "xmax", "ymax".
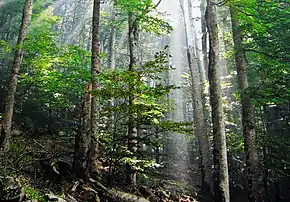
[{"xmin": 64, "ymin": 1, "xmax": 93, "ymax": 44}]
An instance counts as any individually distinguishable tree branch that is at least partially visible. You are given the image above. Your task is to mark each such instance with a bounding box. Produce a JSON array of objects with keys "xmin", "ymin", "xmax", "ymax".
[
  {"xmin": 245, "ymin": 48, "xmax": 290, "ymax": 63},
  {"xmin": 153, "ymin": 0, "xmax": 162, "ymax": 9}
]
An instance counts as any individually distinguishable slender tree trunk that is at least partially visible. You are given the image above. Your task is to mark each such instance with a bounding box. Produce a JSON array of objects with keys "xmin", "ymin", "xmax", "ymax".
[
  {"xmin": 0, "ymin": 0, "xmax": 33, "ymax": 151},
  {"xmin": 128, "ymin": 12, "xmax": 138, "ymax": 71},
  {"xmin": 180, "ymin": 0, "xmax": 212, "ymax": 199},
  {"xmin": 74, "ymin": 84, "xmax": 92, "ymax": 179},
  {"xmin": 57, "ymin": 1, "xmax": 68, "ymax": 44},
  {"xmin": 87, "ymin": 25, "xmax": 92, "ymax": 51},
  {"xmin": 200, "ymin": 0, "xmax": 208, "ymax": 79},
  {"xmin": 108, "ymin": 4, "xmax": 116, "ymax": 69},
  {"xmin": 126, "ymin": 11, "xmax": 139, "ymax": 186},
  {"xmin": 230, "ymin": 7, "xmax": 261, "ymax": 202},
  {"xmin": 187, "ymin": 1, "xmax": 212, "ymax": 198},
  {"xmin": 199, "ymin": 0, "xmax": 211, "ymax": 153},
  {"xmin": 90, "ymin": 0, "xmax": 101, "ymax": 174},
  {"xmin": 206, "ymin": 0, "xmax": 230, "ymax": 201},
  {"xmin": 74, "ymin": 0, "xmax": 101, "ymax": 180}
]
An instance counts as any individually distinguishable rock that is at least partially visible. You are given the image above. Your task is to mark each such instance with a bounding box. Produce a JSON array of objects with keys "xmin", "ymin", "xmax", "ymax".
[
  {"xmin": 39, "ymin": 158, "xmax": 72, "ymax": 183},
  {"xmin": 0, "ymin": 176, "xmax": 24, "ymax": 202},
  {"xmin": 22, "ymin": 200, "xmax": 37, "ymax": 202},
  {"xmin": 21, "ymin": 165, "xmax": 35, "ymax": 174},
  {"xmin": 11, "ymin": 129, "xmax": 22, "ymax": 136},
  {"xmin": 138, "ymin": 186, "xmax": 158, "ymax": 202},
  {"xmin": 45, "ymin": 194, "xmax": 67, "ymax": 202},
  {"xmin": 93, "ymin": 181, "xmax": 150, "ymax": 202},
  {"xmin": 65, "ymin": 195, "xmax": 78, "ymax": 202}
]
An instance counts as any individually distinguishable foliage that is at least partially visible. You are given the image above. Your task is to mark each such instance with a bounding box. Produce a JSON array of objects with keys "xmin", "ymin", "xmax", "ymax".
[
  {"xmin": 0, "ymin": 0, "xmax": 289, "ymax": 200},
  {"xmin": 228, "ymin": 0, "xmax": 290, "ymax": 192},
  {"xmin": 228, "ymin": 0, "xmax": 290, "ymax": 105},
  {"xmin": 116, "ymin": 0, "xmax": 172, "ymax": 35},
  {"xmin": 23, "ymin": 186, "xmax": 47, "ymax": 202},
  {"xmin": 96, "ymin": 47, "xmax": 191, "ymax": 181},
  {"xmin": 14, "ymin": 7, "xmax": 91, "ymax": 132}
]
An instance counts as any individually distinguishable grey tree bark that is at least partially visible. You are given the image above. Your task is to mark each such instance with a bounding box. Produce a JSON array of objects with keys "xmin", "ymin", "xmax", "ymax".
[
  {"xmin": 200, "ymin": 0, "xmax": 208, "ymax": 79},
  {"xmin": 199, "ymin": 0, "xmax": 211, "ymax": 153},
  {"xmin": 187, "ymin": 1, "xmax": 213, "ymax": 196},
  {"xmin": 90, "ymin": 0, "xmax": 101, "ymax": 175},
  {"xmin": 126, "ymin": 11, "xmax": 139, "ymax": 186},
  {"xmin": 0, "ymin": 0, "xmax": 33, "ymax": 152},
  {"xmin": 74, "ymin": 84, "xmax": 92, "ymax": 179},
  {"xmin": 108, "ymin": 3, "xmax": 116, "ymax": 69},
  {"xmin": 230, "ymin": 7, "xmax": 261, "ymax": 202},
  {"xmin": 206, "ymin": 0, "xmax": 230, "ymax": 201},
  {"xmin": 180, "ymin": 0, "xmax": 212, "ymax": 199},
  {"xmin": 74, "ymin": 0, "xmax": 101, "ymax": 179}
]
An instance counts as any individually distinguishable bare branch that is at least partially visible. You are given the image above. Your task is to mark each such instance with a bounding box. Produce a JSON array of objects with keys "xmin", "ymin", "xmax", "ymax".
[{"xmin": 153, "ymin": 0, "xmax": 162, "ymax": 9}]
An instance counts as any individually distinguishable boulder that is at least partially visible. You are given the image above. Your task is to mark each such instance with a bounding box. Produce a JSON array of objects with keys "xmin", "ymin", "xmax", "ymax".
[
  {"xmin": 0, "ymin": 176, "xmax": 24, "ymax": 202},
  {"xmin": 65, "ymin": 194, "xmax": 78, "ymax": 202},
  {"xmin": 39, "ymin": 158, "xmax": 72, "ymax": 183},
  {"xmin": 45, "ymin": 193, "xmax": 67, "ymax": 202}
]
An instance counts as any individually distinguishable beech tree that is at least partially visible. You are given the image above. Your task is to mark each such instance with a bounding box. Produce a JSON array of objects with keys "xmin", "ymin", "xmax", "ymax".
[
  {"xmin": 74, "ymin": 0, "xmax": 101, "ymax": 180},
  {"xmin": 0, "ymin": 0, "xmax": 289, "ymax": 201},
  {"xmin": 0, "ymin": 0, "xmax": 33, "ymax": 151},
  {"xmin": 179, "ymin": 0, "xmax": 212, "ymax": 199},
  {"xmin": 90, "ymin": 0, "xmax": 101, "ymax": 175},
  {"xmin": 230, "ymin": 6, "xmax": 261, "ymax": 202},
  {"xmin": 206, "ymin": 0, "xmax": 230, "ymax": 201}
]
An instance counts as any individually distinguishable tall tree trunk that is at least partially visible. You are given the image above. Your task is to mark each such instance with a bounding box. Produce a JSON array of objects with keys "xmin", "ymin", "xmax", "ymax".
[
  {"xmin": 206, "ymin": 0, "xmax": 230, "ymax": 201},
  {"xmin": 187, "ymin": 1, "xmax": 212, "ymax": 198},
  {"xmin": 0, "ymin": 0, "xmax": 33, "ymax": 151},
  {"xmin": 74, "ymin": 84, "xmax": 92, "ymax": 179},
  {"xmin": 90, "ymin": 0, "xmax": 101, "ymax": 174},
  {"xmin": 74, "ymin": 0, "xmax": 101, "ymax": 180},
  {"xmin": 200, "ymin": 0, "xmax": 208, "ymax": 79},
  {"xmin": 199, "ymin": 0, "xmax": 211, "ymax": 152},
  {"xmin": 180, "ymin": 0, "xmax": 212, "ymax": 199},
  {"xmin": 126, "ymin": 11, "xmax": 139, "ymax": 186},
  {"xmin": 87, "ymin": 25, "xmax": 92, "ymax": 51},
  {"xmin": 108, "ymin": 3, "xmax": 116, "ymax": 69},
  {"xmin": 230, "ymin": 7, "xmax": 261, "ymax": 202},
  {"xmin": 128, "ymin": 12, "xmax": 138, "ymax": 71}
]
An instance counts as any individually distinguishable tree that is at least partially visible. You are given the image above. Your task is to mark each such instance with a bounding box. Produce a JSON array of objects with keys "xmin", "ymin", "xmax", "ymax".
[
  {"xmin": 0, "ymin": 0, "xmax": 33, "ymax": 151},
  {"xmin": 74, "ymin": 83, "xmax": 92, "ymax": 179},
  {"xmin": 230, "ymin": 7, "xmax": 261, "ymax": 202},
  {"xmin": 206, "ymin": 0, "xmax": 230, "ymax": 201},
  {"xmin": 90, "ymin": 0, "xmax": 101, "ymax": 175},
  {"xmin": 200, "ymin": 0, "xmax": 208, "ymax": 79},
  {"xmin": 179, "ymin": 0, "xmax": 212, "ymax": 199},
  {"xmin": 116, "ymin": 0, "xmax": 171, "ymax": 186},
  {"xmin": 126, "ymin": 10, "xmax": 139, "ymax": 186},
  {"xmin": 108, "ymin": 2, "xmax": 117, "ymax": 69},
  {"xmin": 74, "ymin": 0, "xmax": 101, "ymax": 180}
]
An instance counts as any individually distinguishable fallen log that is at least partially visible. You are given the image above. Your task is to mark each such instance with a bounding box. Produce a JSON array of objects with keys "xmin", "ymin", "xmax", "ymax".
[{"xmin": 90, "ymin": 179, "xmax": 150, "ymax": 202}]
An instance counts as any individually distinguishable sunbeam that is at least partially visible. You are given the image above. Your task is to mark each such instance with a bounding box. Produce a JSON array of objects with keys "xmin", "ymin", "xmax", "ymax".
[{"xmin": 64, "ymin": 2, "xmax": 93, "ymax": 44}]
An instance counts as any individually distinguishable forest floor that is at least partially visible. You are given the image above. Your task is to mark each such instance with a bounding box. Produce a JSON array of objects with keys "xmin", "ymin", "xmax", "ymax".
[{"xmin": 0, "ymin": 132, "xmax": 199, "ymax": 202}]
